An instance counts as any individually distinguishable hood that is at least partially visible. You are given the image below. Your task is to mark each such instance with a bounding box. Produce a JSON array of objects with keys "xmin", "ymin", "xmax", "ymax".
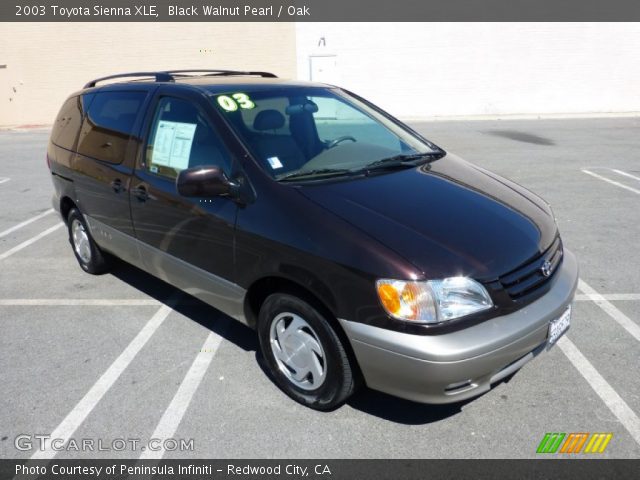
[{"xmin": 299, "ymin": 154, "xmax": 557, "ymax": 281}]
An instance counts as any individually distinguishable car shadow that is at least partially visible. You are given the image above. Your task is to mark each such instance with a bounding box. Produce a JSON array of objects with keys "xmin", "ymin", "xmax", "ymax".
[
  {"xmin": 486, "ymin": 129, "xmax": 555, "ymax": 146},
  {"xmin": 109, "ymin": 259, "xmax": 257, "ymax": 352},
  {"xmin": 346, "ymin": 390, "xmax": 468, "ymax": 424},
  {"xmin": 109, "ymin": 258, "xmax": 506, "ymax": 425}
]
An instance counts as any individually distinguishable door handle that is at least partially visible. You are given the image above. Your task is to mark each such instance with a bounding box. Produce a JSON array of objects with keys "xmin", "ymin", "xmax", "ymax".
[
  {"xmin": 132, "ymin": 185, "xmax": 149, "ymax": 202},
  {"xmin": 110, "ymin": 178, "xmax": 124, "ymax": 193}
]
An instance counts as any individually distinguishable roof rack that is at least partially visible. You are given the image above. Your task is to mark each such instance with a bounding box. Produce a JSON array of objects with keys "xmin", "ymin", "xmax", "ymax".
[
  {"xmin": 84, "ymin": 69, "xmax": 277, "ymax": 88},
  {"xmin": 164, "ymin": 69, "xmax": 278, "ymax": 78},
  {"xmin": 84, "ymin": 72, "xmax": 175, "ymax": 89}
]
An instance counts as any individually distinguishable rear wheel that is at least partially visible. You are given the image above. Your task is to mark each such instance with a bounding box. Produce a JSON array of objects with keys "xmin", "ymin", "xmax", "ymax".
[
  {"xmin": 67, "ymin": 208, "xmax": 111, "ymax": 274},
  {"xmin": 257, "ymin": 293, "xmax": 357, "ymax": 410}
]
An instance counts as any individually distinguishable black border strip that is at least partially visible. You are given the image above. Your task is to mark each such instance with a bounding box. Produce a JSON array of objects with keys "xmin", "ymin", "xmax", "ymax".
[
  {"xmin": 2, "ymin": 459, "xmax": 640, "ymax": 480},
  {"xmin": 2, "ymin": 1, "xmax": 640, "ymax": 22}
]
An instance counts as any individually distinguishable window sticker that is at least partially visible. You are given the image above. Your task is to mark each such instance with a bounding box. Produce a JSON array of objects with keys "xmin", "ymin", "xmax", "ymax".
[
  {"xmin": 217, "ymin": 93, "xmax": 256, "ymax": 112},
  {"xmin": 267, "ymin": 156, "xmax": 283, "ymax": 169},
  {"xmin": 232, "ymin": 93, "xmax": 256, "ymax": 110},
  {"xmin": 151, "ymin": 120, "xmax": 197, "ymax": 171},
  {"xmin": 217, "ymin": 95, "xmax": 238, "ymax": 112}
]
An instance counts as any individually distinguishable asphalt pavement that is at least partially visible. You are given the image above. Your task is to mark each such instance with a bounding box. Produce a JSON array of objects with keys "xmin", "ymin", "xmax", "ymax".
[{"xmin": 1, "ymin": 117, "xmax": 639, "ymax": 459}]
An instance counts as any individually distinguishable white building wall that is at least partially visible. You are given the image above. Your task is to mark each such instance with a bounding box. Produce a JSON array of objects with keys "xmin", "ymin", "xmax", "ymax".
[{"xmin": 295, "ymin": 23, "xmax": 640, "ymax": 119}]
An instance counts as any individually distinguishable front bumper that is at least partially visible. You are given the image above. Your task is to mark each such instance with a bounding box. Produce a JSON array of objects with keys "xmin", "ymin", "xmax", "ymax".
[{"xmin": 339, "ymin": 249, "xmax": 579, "ymax": 404}]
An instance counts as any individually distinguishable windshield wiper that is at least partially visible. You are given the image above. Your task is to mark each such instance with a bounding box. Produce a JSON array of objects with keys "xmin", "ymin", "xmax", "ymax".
[
  {"xmin": 277, "ymin": 168, "xmax": 354, "ymax": 182},
  {"xmin": 277, "ymin": 152, "xmax": 442, "ymax": 182},
  {"xmin": 359, "ymin": 153, "xmax": 440, "ymax": 172}
]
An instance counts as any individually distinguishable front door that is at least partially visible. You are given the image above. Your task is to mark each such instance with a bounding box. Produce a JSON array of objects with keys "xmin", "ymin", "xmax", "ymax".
[{"xmin": 129, "ymin": 89, "xmax": 243, "ymax": 320}]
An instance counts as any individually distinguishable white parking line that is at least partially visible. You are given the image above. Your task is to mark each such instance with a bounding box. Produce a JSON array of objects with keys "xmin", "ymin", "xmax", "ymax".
[
  {"xmin": 0, "ymin": 208, "xmax": 54, "ymax": 239},
  {"xmin": 0, "ymin": 177, "xmax": 10, "ymax": 185},
  {"xmin": 139, "ymin": 325, "xmax": 228, "ymax": 460},
  {"xmin": 0, "ymin": 223, "xmax": 63, "ymax": 261},
  {"xmin": 579, "ymin": 279, "xmax": 640, "ymax": 342},
  {"xmin": 582, "ymin": 169, "xmax": 640, "ymax": 195},
  {"xmin": 575, "ymin": 293, "xmax": 640, "ymax": 301},
  {"xmin": 0, "ymin": 299, "xmax": 161, "ymax": 306},
  {"xmin": 558, "ymin": 336, "xmax": 640, "ymax": 447},
  {"xmin": 612, "ymin": 169, "xmax": 640, "ymax": 183},
  {"xmin": 31, "ymin": 299, "xmax": 178, "ymax": 460}
]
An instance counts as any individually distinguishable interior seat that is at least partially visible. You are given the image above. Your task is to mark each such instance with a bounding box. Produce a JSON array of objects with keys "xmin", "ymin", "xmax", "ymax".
[
  {"xmin": 251, "ymin": 110, "xmax": 306, "ymax": 172},
  {"xmin": 189, "ymin": 121, "xmax": 226, "ymax": 169}
]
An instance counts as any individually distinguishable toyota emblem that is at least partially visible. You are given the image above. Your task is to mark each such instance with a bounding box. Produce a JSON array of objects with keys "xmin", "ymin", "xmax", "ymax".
[{"xmin": 541, "ymin": 260, "xmax": 553, "ymax": 277}]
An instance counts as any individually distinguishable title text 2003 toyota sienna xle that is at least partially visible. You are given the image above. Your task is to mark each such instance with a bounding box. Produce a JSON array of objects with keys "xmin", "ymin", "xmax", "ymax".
[{"xmin": 48, "ymin": 70, "xmax": 578, "ymax": 410}]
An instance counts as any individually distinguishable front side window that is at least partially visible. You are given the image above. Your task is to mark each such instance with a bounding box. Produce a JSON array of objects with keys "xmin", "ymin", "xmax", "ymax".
[
  {"xmin": 77, "ymin": 91, "xmax": 146, "ymax": 164},
  {"xmin": 209, "ymin": 87, "xmax": 441, "ymax": 181},
  {"xmin": 146, "ymin": 97, "xmax": 231, "ymax": 180}
]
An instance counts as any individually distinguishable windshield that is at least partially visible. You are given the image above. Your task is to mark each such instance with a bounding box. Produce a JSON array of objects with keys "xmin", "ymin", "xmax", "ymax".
[{"xmin": 209, "ymin": 87, "xmax": 443, "ymax": 181}]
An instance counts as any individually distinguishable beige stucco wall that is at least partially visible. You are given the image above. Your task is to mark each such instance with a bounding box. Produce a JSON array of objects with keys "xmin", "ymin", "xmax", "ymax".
[{"xmin": 0, "ymin": 23, "xmax": 297, "ymax": 126}]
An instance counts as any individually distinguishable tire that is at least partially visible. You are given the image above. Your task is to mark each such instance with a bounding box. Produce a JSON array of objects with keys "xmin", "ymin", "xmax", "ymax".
[
  {"xmin": 257, "ymin": 293, "xmax": 357, "ymax": 410},
  {"xmin": 67, "ymin": 208, "xmax": 111, "ymax": 274}
]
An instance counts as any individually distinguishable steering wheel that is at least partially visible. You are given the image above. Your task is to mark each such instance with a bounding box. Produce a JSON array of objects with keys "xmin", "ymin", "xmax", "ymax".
[{"xmin": 326, "ymin": 136, "xmax": 357, "ymax": 149}]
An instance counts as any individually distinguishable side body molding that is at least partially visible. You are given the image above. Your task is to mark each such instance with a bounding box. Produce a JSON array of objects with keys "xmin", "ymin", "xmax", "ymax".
[{"xmin": 85, "ymin": 215, "xmax": 247, "ymax": 324}]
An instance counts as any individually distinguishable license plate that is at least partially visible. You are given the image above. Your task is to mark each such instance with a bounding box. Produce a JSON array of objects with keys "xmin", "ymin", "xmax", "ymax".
[{"xmin": 547, "ymin": 305, "xmax": 571, "ymax": 349}]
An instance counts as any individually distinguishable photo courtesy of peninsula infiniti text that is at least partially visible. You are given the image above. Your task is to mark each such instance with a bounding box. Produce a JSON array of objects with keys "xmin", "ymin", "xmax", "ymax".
[{"xmin": 47, "ymin": 69, "xmax": 578, "ymax": 410}]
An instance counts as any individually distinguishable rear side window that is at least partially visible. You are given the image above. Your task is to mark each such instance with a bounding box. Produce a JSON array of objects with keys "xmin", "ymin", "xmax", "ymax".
[
  {"xmin": 77, "ymin": 91, "xmax": 146, "ymax": 164},
  {"xmin": 50, "ymin": 95, "xmax": 93, "ymax": 151}
]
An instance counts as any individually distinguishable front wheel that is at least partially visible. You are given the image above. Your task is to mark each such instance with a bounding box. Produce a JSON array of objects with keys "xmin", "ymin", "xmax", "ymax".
[
  {"xmin": 257, "ymin": 293, "xmax": 357, "ymax": 410},
  {"xmin": 67, "ymin": 208, "xmax": 111, "ymax": 274}
]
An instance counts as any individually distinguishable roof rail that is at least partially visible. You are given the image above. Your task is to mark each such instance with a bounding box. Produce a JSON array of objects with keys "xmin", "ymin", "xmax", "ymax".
[
  {"xmin": 164, "ymin": 69, "xmax": 278, "ymax": 78},
  {"xmin": 84, "ymin": 72, "xmax": 174, "ymax": 89},
  {"xmin": 84, "ymin": 69, "xmax": 277, "ymax": 88}
]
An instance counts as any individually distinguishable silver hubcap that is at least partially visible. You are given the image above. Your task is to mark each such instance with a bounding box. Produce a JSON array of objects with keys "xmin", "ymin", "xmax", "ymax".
[
  {"xmin": 71, "ymin": 219, "xmax": 91, "ymax": 264},
  {"xmin": 269, "ymin": 312, "xmax": 327, "ymax": 390}
]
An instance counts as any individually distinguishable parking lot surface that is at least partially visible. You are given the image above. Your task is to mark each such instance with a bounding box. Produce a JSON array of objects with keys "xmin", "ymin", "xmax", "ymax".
[{"xmin": 1, "ymin": 117, "xmax": 639, "ymax": 459}]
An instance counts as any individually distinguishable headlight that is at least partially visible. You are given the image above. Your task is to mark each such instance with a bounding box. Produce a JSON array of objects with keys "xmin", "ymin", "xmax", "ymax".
[{"xmin": 376, "ymin": 277, "xmax": 493, "ymax": 324}]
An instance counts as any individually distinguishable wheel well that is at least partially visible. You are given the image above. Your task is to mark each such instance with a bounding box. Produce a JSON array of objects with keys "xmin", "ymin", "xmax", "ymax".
[
  {"xmin": 60, "ymin": 196, "xmax": 76, "ymax": 223},
  {"xmin": 244, "ymin": 276, "xmax": 364, "ymax": 384},
  {"xmin": 244, "ymin": 277, "xmax": 330, "ymax": 327}
]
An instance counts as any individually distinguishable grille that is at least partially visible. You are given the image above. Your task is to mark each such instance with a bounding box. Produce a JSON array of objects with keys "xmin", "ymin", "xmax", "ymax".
[{"xmin": 499, "ymin": 237, "xmax": 563, "ymax": 300}]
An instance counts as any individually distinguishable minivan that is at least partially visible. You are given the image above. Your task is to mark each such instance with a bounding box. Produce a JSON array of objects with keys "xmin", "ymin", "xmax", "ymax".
[{"xmin": 48, "ymin": 70, "xmax": 578, "ymax": 410}]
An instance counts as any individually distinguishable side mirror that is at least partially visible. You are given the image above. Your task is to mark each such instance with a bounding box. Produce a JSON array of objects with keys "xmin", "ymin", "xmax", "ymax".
[{"xmin": 176, "ymin": 166, "xmax": 235, "ymax": 197}]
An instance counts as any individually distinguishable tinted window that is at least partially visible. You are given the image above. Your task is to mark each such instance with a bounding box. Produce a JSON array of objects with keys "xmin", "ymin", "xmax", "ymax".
[
  {"xmin": 77, "ymin": 91, "xmax": 146, "ymax": 164},
  {"xmin": 50, "ymin": 95, "xmax": 93, "ymax": 151},
  {"xmin": 146, "ymin": 97, "xmax": 231, "ymax": 180}
]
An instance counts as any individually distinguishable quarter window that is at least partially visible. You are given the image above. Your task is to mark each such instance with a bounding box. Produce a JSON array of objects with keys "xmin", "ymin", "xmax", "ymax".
[
  {"xmin": 77, "ymin": 91, "xmax": 146, "ymax": 164},
  {"xmin": 146, "ymin": 97, "xmax": 231, "ymax": 180},
  {"xmin": 51, "ymin": 94, "xmax": 94, "ymax": 151}
]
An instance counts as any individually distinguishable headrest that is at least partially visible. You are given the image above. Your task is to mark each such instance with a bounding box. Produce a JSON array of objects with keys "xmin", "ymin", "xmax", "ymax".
[
  {"xmin": 161, "ymin": 102, "xmax": 195, "ymax": 122},
  {"xmin": 253, "ymin": 110, "xmax": 285, "ymax": 131}
]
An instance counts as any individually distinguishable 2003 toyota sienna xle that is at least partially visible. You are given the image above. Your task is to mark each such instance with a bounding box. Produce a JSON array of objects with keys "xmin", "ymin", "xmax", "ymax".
[{"xmin": 48, "ymin": 70, "xmax": 578, "ymax": 410}]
